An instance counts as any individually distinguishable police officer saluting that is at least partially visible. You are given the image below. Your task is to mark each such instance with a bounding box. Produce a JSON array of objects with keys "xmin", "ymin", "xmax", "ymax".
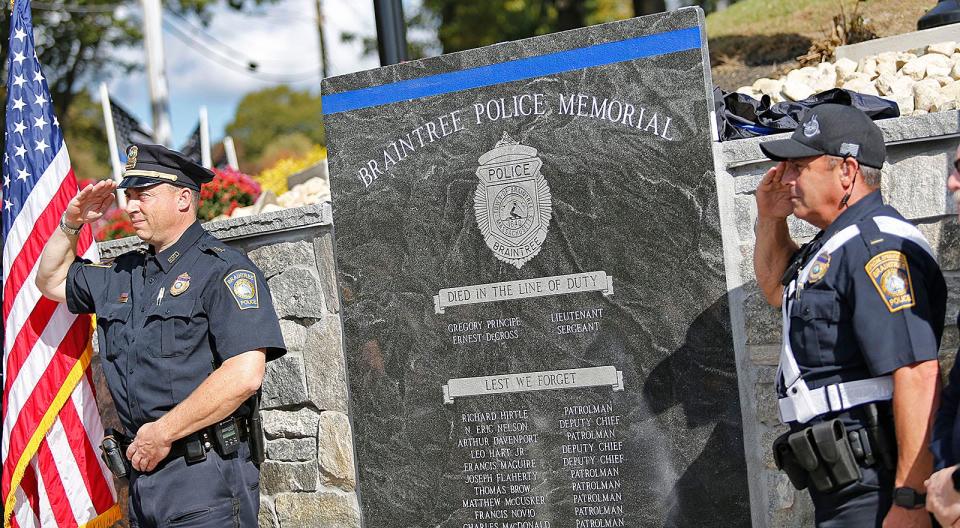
[
  {"xmin": 754, "ymin": 105, "xmax": 946, "ymax": 526},
  {"xmin": 36, "ymin": 144, "xmax": 286, "ymax": 527},
  {"xmin": 924, "ymin": 142, "xmax": 960, "ymax": 526}
]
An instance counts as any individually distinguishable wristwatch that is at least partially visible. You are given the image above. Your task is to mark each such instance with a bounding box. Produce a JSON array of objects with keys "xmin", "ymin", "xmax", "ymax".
[
  {"xmin": 59, "ymin": 213, "xmax": 82, "ymax": 236},
  {"xmin": 893, "ymin": 487, "xmax": 926, "ymax": 509}
]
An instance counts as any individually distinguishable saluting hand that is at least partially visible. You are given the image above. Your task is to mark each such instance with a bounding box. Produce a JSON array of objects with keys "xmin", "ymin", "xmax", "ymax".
[
  {"xmin": 755, "ymin": 162, "xmax": 793, "ymax": 220},
  {"xmin": 127, "ymin": 421, "xmax": 172, "ymax": 473},
  {"xmin": 925, "ymin": 466, "xmax": 960, "ymax": 526},
  {"xmin": 64, "ymin": 179, "xmax": 117, "ymax": 226}
]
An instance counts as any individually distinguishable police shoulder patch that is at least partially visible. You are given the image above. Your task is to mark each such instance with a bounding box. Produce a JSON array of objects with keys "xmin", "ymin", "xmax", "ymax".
[
  {"xmin": 223, "ymin": 269, "xmax": 259, "ymax": 310},
  {"xmin": 865, "ymin": 250, "xmax": 915, "ymax": 312}
]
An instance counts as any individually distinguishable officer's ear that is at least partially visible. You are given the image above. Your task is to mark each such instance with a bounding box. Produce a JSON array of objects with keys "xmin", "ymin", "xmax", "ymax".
[
  {"xmin": 839, "ymin": 157, "xmax": 858, "ymax": 187},
  {"xmin": 175, "ymin": 186, "xmax": 193, "ymax": 212}
]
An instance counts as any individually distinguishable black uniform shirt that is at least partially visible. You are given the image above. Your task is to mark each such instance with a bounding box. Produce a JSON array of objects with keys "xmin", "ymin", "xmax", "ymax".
[
  {"xmin": 65, "ymin": 221, "xmax": 286, "ymax": 434},
  {"xmin": 782, "ymin": 191, "xmax": 946, "ymax": 396}
]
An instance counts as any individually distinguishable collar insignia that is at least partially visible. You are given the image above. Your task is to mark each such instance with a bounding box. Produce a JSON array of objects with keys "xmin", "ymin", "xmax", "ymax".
[
  {"xmin": 167, "ymin": 251, "xmax": 180, "ymax": 264},
  {"xmin": 118, "ymin": 292, "xmax": 129, "ymax": 303},
  {"xmin": 170, "ymin": 272, "xmax": 191, "ymax": 296}
]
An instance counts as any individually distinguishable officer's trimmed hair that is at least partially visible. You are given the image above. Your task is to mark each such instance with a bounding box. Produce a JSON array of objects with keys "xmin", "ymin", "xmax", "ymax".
[
  {"xmin": 826, "ymin": 155, "xmax": 882, "ymax": 189},
  {"xmin": 188, "ymin": 189, "xmax": 200, "ymax": 212}
]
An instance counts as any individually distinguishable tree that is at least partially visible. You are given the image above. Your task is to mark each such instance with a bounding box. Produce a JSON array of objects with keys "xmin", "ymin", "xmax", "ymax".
[
  {"xmin": 224, "ymin": 86, "xmax": 324, "ymax": 172},
  {"xmin": 0, "ymin": 0, "xmax": 279, "ymax": 122}
]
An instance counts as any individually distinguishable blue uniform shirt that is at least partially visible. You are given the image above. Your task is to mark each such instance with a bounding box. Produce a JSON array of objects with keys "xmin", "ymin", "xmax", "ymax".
[
  {"xmin": 933, "ymin": 317, "xmax": 960, "ymax": 468},
  {"xmin": 65, "ymin": 221, "xmax": 286, "ymax": 434},
  {"xmin": 782, "ymin": 191, "xmax": 945, "ymax": 398}
]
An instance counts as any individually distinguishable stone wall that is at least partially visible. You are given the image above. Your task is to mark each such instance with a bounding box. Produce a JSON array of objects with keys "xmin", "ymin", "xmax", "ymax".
[
  {"xmin": 97, "ymin": 203, "xmax": 362, "ymax": 528},
  {"xmin": 713, "ymin": 109, "xmax": 960, "ymax": 527}
]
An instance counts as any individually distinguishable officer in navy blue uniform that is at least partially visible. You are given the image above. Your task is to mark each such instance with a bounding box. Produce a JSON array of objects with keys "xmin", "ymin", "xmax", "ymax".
[
  {"xmin": 924, "ymin": 142, "xmax": 960, "ymax": 526},
  {"xmin": 36, "ymin": 143, "xmax": 286, "ymax": 527},
  {"xmin": 754, "ymin": 105, "xmax": 946, "ymax": 527}
]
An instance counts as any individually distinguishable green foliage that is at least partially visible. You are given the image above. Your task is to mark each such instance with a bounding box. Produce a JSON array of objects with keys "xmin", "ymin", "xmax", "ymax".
[
  {"xmin": 225, "ymin": 86, "xmax": 325, "ymax": 171},
  {"xmin": 61, "ymin": 89, "xmax": 112, "ymax": 182}
]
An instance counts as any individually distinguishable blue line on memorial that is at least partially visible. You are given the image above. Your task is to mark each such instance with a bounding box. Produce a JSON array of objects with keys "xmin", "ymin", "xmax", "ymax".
[{"xmin": 322, "ymin": 26, "xmax": 701, "ymax": 114}]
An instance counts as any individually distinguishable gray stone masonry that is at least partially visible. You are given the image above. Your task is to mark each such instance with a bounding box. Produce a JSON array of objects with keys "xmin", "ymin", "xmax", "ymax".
[
  {"xmin": 95, "ymin": 203, "xmax": 361, "ymax": 528},
  {"xmin": 714, "ymin": 109, "xmax": 960, "ymax": 527}
]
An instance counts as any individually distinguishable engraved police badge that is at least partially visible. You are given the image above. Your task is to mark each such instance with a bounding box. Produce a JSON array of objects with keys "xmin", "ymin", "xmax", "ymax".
[
  {"xmin": 224, "ymin": 269, "xmax": 259, "ymax": 309},
  {"xmin": 170, "ymin": 272, "xmax": 191, "ymax": 296},
  {"xmin": 473, "ymin": 133, "xmax": 552, "ymax": 269},
  {"xmin": 806, "ymin": 253, "xmax": 830, "ymax": 285}
]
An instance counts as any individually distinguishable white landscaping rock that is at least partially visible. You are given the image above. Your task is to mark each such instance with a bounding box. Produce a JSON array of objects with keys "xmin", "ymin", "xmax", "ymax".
[
  {"xmin": 928, "ymin": 41, "xmax": 958, "ymax": 56},
  {"xmin": 842, "ymin": 78, "xmax": 879, "ymax": 96},
  {"xmin": 835, "ymin": 57, "xmax": 858, "ymax": 81},
  {"xmin": 858, "ymin": 56, "xmax": 878, "ymax": 79},
  {"xmin": 812, "ymin": 62, "xmax": 837, "ymax": 92},
  {"xmin": 782, "ymin": 79, "xmax": 815, "ymax": 101},
  {"xmin": 752, "ymin": 78, "xmax": 784, "ymax": 97},
  {"xmin": 876, "ymin": 52, "xmax": 898, "ymax": 77},
  {"xmin": 926, "ymin": 54, "xmax": 954, "ymax": 78},
  {"xmin": 901, "ymin": 56, "xmax": 929, "ymax": 80},
  {"xmin": 943, "ymin": 80, "xmax": 960, "ymax": 102},
  {"xmin": 952, "ymin": 60, "xmax": 960, "ymax": 80},
  {"xmin": 914, "ymin": 79, "xmax": 952, "ymax": 112}
]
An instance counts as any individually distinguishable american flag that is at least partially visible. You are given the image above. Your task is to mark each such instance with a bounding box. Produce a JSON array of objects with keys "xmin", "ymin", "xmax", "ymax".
[{"xmin": 2, "ymin": 1, "xmax": 120, "ymax": 526}]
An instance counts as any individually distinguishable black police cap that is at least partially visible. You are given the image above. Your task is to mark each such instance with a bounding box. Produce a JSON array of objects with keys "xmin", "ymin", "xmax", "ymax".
[
  {"xmin": 118, "ymin": 143, "xmax": 215, "ymax": 191},
  {"xmin": 760, "ymin": 104, "xmax": 886, "ymax": 169}
]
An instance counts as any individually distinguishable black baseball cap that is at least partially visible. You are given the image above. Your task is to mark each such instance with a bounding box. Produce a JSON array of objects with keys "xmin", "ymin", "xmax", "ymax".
[
  {"xmin": 759, "ymin": 104, "xmax": 886, "ymax": 169},
  {"xmin": 118, "ymin": 143, "xmax": 215, "ymax": 191}
]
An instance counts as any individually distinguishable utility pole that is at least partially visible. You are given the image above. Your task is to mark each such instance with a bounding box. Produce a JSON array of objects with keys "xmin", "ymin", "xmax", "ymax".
[
  {"xmin": 315, "ymin": 0, "xmax": 329, "ymax": 78},
  {"xmin": 373, "ymin": 0, "xmax": 408, "ymax": 66},
  {"xmin": 141, "ymin": 0, "xmax": 173, "ymax": 146}
]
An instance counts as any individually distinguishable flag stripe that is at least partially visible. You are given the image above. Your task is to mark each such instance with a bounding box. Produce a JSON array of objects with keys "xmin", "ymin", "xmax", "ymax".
[
  {"xmin": 60, "ymin": 388, "xmax": 114, "ymax": 512},
  {"xmin": 3, "ymin": 239, "xmax": 95, "ymax": 427},
  {"xmin": 47, "ymin": 419, "xmax": 94, "ymax": 524},
  {"xmin": 37, "ymin": 440, "xmax": 77, "ymax": 528},
  {"xmin": 3, "ymin": 316, "xmax": 87, "ymax": 495},
  {"xmin": 1, "ymin": 144, "xmax": 71, "ymax": 282}
]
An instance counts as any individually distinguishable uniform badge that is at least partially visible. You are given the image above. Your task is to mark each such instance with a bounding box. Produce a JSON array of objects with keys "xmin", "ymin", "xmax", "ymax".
[
  {"xmin": 125, "ymin": 145, "xmax": 138, "ymax": 170},
  {"xmin": 806, "ymin": 253, "xmax": 831, "ymax": 284},
  {"xmin": 224, "ymin": 269, "xmax": 259, "ymax": 309},
  {"xmin": 865, "ymin": 250, "xmax": 915, "ymax": 312},
  {"xmin": 473, "ymin": 133, "xmax": 552, "ymax": 269},
  {"xmin": 170, "ymin": 273, "xmax": 190, "ymax": 296}
]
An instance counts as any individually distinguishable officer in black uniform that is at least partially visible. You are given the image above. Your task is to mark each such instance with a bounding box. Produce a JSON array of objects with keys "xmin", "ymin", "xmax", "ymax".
[
  {"xmin": 754, "ymin": 104, "xmax": 946, "ymax": 527},
  {"xmin": 35, "ymin": 143, "xmax": 286, "ymax": 527},
  {"xmin": 924, "ymin": 142, "xmax": 960, "ymax": 526}
]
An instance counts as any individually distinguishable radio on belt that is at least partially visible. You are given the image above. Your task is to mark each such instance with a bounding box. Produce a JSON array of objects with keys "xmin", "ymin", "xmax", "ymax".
[{"xmin": 214, "ymin": 417, "xmax": 241, "ymax": 455}]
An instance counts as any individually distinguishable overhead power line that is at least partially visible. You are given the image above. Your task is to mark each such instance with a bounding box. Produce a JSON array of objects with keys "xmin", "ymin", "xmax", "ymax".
[{"xmin": 161, "ymin": 18, "xmax": 319, "ymax": 83}]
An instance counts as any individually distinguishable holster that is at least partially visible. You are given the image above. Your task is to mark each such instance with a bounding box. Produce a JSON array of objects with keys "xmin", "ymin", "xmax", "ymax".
[
  {"xmin": 773, "ymin": 419, "xmax": 862, "ymax": 493},
  {"xmin": 248, "ymin": 390, "xmax": 265, "ymax": 467},
  {"xmin": 99, "ymin": 428, "xmax": 132, "ymax": 479}
]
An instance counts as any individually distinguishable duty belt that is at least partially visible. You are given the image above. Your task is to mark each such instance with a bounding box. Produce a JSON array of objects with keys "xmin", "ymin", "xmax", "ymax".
[
  {"xmin": 777, "ymin": 216, "xmax": 935, "ymax": 424},
  {"xmin": 166, "ymin": 416, "xmax": 250, "ymax": 464}
]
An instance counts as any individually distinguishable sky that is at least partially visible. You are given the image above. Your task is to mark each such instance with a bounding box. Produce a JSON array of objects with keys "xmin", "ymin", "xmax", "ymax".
[{"xmin": 104, "ymin": 0, "xmax": 385, "ymax": 150}]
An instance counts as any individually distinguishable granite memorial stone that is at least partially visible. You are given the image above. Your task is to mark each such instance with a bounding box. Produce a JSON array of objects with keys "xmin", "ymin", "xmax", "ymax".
[{"xmin": 322, "ymin": 8, "xmax": 749, "ymax": 527}]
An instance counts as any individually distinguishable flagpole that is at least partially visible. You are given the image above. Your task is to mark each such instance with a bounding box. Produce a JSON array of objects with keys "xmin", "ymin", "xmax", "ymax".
[
  {"xmin": 199, "ymin": 106, "xmax": 211, "ymax": 168},
  {"xmin": 223, "ymin": 136, "xmax": 239, "ymax": 170},
  {"xmin": 98, "ymin": 82, "xmax": 127, "ymax": 208}
]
